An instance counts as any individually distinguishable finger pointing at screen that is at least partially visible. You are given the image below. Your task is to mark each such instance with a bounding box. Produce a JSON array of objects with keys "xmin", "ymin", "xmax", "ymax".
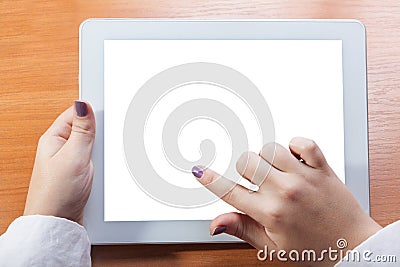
[{"xmin": 193, "ymin": 137, "xmax": 382, "ymax": 266}]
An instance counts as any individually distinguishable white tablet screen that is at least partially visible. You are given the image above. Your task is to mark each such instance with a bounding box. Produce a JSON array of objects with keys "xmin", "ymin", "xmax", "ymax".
[{"xmin": 104, "ymin": 40, "xmax": 344, "ymax": 221}]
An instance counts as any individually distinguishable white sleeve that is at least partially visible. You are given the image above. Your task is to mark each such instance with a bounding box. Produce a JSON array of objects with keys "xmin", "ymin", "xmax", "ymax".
[
  {"xmin": 335, "ymin": 220, "xmax": 400, "ymax": 266},
  {"xmin": 0, "ymin": 215, "xmax": 91, "ymax": 267}
]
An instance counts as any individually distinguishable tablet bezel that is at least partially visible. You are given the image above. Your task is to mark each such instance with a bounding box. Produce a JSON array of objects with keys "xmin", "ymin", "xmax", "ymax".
[{"xmin": 80, "ymin": 19, "xmax": 369, "ymax": 244}]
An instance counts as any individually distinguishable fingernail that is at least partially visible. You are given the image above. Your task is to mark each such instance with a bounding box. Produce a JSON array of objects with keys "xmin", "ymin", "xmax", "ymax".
[
  {"xmin": 74, "ymin": 100, "xmax": 88, "ymax": 117},
  {"xmin": 191, "ymin": 166, "xmax": 203, "ymax": 178},
  {"xmin": 212, "ymin": 226, "xmax": 227, "ymax": 236}
]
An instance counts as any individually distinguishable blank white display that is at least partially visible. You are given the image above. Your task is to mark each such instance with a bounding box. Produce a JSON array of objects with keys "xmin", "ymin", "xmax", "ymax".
[{"xmin": 104, "ymin": 40, "xmax": 344, "ymax": 221}]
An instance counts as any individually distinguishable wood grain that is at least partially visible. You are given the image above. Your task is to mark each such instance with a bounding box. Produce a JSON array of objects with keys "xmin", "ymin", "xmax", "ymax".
[{"xmin": 0, "ymin": 0, "xmax": 399, "ymax": 266}]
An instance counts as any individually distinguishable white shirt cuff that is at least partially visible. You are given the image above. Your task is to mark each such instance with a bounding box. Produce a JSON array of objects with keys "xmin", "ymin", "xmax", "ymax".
[
  {"xmin": 335, "ymin": 220, "xmax": 400, "ymax": 266},
  {"xmin": 0, "ymin": 215, "xmax": 91, "ymax": 267}
]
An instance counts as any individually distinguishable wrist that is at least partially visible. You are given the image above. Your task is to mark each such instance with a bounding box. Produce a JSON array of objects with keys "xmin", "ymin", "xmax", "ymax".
[{"xmin": 346, "ymin": 215, "xmax": 382, "ymax": 251}]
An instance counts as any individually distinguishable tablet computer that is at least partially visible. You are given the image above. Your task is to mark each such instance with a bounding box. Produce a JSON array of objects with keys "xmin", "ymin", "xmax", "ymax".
[{"xmin": 80, "ymin": 19, "xmax": 369, "ymax": 244}]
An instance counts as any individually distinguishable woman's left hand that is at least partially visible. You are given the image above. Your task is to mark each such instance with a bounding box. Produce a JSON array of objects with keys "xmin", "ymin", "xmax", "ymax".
[{"xmin": 24, "ymin": 101, "xmax": 96, "ymax": 224}]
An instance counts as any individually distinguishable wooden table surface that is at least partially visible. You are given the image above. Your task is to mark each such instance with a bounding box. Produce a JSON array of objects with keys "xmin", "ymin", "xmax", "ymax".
[{"xmin": 1, "ymin": 1, "xmax": 399, "ymax": 266}]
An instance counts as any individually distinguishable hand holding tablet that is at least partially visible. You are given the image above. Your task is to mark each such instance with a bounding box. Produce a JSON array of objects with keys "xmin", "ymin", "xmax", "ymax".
[
  {"xmin": 0, "ymin": 18, "xmax": 390, "ymax": 267},
  {"xmin": 80, "ymin": 19, "xmax": 371, "ymax": 244},
  {"xmin": 19, "ymin": 101, "xmax": 382, "ymax": 266}
]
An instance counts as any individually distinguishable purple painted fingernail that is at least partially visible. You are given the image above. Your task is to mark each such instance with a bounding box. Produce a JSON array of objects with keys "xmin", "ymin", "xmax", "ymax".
[
  {"xmin": 191, "ymin": 166, "xmax": 203, "ymax": 178},
  {"xmin": 212, "ymin": 226, "xmax": 227, "ymax": 236},
  {"xmin": 74, "ymin": 100, "xmax": 88, "ymax": 117}
]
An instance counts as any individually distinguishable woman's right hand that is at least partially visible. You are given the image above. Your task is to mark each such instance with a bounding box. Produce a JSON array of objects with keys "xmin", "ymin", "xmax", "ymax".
[{"xmin": 192, "ymin": 137, "xmax": 381, "ymax": 266}]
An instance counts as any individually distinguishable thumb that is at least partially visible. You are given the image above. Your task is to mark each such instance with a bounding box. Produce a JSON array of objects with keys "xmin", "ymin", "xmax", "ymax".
[
  {"xmin": 210, "ymin": 212, "xmax": 274, "ymax": 250},
  {"xmin": 65, "ymin": 101, "xmax": 96, "ymax": 160}
]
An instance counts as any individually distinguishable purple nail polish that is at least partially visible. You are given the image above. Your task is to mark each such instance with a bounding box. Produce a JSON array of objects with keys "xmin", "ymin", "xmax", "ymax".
[
  {"xmin": 212, "ymin": 226, "xmax": 227, "ymax": 236},
  {"xmin": 75, "ymin": 100, "xmax": 88, "ymax": 117},
  {"xmin": 191, "ymin": 166, "xmax": 203, "ymax": 178}
]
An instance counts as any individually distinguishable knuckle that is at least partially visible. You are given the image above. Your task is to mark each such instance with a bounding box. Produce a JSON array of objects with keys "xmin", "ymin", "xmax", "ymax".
[
  {"xmin": 237, "ymin": 151, "xmax": 253, "ymax": 174},
  {"xmin": 261, "ymin": 142, "xmax": 276, "ymax": 154},
  {"xmin": 280, "ymin": 180, "xmax": 303, "ymax": 201},
  {"xmin": 283, "ymin": 185, "xmax": 302, "ymax": 201},
  {"xmin": 233, "ymin": 217, "xmax": 245, "ymax": 239},
  {"xmin": 235, "ymin": 152, "xmax": 246, "ymax": 175},
  {"xmin": 72, "ymin": 123, "xmax": 95, "ymax": 137},
  {"xmin": 236, "ymin": 151, "xmax": 259, "ymax": 177},
  {"xmin": 304, "ymin": 139, "xmax": 318, "ymax": 152},
  {"xmin": 37, "ymin": 133, "xmax": 49, "ymax": 152},
  {"xmin": 201, "ymin": 170, "xmax": 217, "ymax": 186},
  {"xmin": 289, "ymin": 137, "xmax": 298, "ymax": 145},
  {"xmin": 260, "ymin": 142, "xmax": 276, "ymax": 161},
  {"xmin": 222, "ymin": 187, "xmax": 237, "ymax": 204},
  {"xmin": 38, "ymin": 134, "xmax": 46, "ymax": 145},
  {"xmin": 265, "ymin": 204, "xmax": 284, "ymax": 226}
]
